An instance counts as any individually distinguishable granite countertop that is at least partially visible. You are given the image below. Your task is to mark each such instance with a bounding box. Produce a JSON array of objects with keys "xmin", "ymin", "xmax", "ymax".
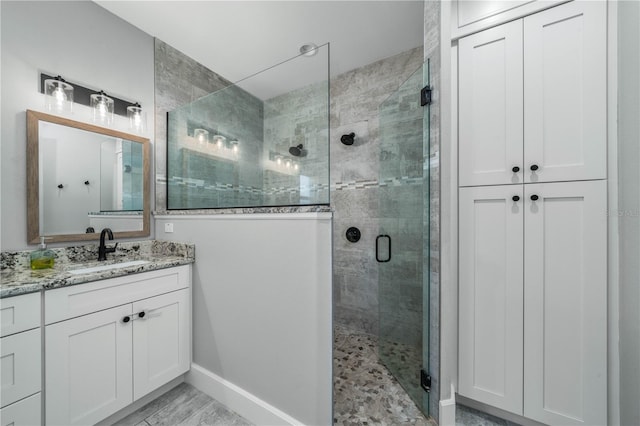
[{"xmin": 0, "ymin": 240, "xmax": 195, "ymax": 298}]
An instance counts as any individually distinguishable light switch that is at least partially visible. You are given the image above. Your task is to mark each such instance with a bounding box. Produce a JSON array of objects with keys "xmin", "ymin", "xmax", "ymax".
[{"xmin": 164, "ymin": 223, "xmax": 174, "ymax": 233}]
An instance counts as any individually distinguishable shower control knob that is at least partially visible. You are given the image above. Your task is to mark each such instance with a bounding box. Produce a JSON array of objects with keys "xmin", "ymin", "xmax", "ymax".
[
  {"xmin": 512, "ymin": 195, "xmax": 520, "ymax": 202},
  {"xmin": 122, "ymin": 316, "xmax": 130, "ymax": 323},
  {"xmin": 340, "ymin": 133, "xmax": 355, "ymax": 146},
  {"xmin": 512, "ymin": 166, "xmax": 520, "ymax": 173},
  {"xmin": 530, "ymin": 194, "xmax": 539, "ymax": 201},
  {"xmin": 346, "ymin": 227, "xmax": 361, "ymax": 243},
  {"xmin": 530, "ymin": 164, "xmax": 539, "ymax": 171},
  {"xmin": 138, "ymin": 311, "xmax": 145, "ymax": 319}
]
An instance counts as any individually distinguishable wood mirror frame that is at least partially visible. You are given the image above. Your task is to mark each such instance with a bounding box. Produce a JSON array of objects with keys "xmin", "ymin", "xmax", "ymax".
[{"xmin": 27, "ymin": 109, "xmax": 150, "ymax": 244}]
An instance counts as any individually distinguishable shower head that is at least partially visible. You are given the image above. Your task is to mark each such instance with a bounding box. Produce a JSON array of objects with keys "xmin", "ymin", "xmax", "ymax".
[
  {"xmin": 289, "ymin": 144, "xmax": 306, "ymax": 157},
  {"xmin": 341, "ymin": 132, "xmax": 355, "ymax": 146}
]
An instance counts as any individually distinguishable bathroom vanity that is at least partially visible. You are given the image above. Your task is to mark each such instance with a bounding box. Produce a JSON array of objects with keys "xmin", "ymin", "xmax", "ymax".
[{"xmin": 0, "ymin": 240, "xmax": 194, "ymax": 426}]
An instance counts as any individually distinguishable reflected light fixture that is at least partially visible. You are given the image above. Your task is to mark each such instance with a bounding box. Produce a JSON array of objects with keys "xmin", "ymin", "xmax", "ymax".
[
  {"xmin": 44, "ymin": 75, "xmax": 74, "ymax": 113},
  {"xmin": 285, "ymin": 159, "xmax": 292, "ymax": 169},
  {"xmin": 127, "ymin": 102, "xmax": 145, "ymax": 132},
  {"xmin": 194, "ymin": 128, "xmax": 209, "ymax": 144},
  {"xmin": 293, "ymin": 161, "xmax": 299, "ymax": 171},
  {"xmin": 212, "ymin": 135, "xmax": 226, "ymax": 149},
  {"xmin": 275, "ymin": 155, "xmax": 283, "ymax": 165},
  {"xmin": 90, "ymin": 90, "xmax": 114, "ymax": 125},
  {"xmin": 230, "ymin": 140, "xmax": 239, "ymax": 154}
]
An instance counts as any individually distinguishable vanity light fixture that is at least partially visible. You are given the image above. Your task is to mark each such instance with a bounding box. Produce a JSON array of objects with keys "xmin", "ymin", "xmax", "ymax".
[
  {"xmin": 90, "ymin": 90, "xmax": 114, "ymax": 125},
  {"xmin": 212, "ymin": 134, "xmax": 226, "ymax": 149},
  {"xmin": 44, "ymin": 75, "xmax": 74, "ymax": 113},
  {"xmin": 229, "ymin": 139, "xmax": 239, "ymax": 154},
  {"xmin": 127, "ymin": 102, "xmax": 145, "ymax": 133},
  {"xmin": 194, "ymin": 128, "xmax": 209, "ymax": 144}
]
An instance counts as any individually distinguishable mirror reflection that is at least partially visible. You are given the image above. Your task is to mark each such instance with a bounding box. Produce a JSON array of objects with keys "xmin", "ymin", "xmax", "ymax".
[{"xmin": 27, "ymin": 110, "xmax": 150, "ymax": 243}]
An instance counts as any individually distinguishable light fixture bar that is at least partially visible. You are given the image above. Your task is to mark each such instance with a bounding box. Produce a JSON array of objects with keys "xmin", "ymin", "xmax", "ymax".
[{"xmin": 40, "ymin": 73, "xmax": 137, "ymax": 117}]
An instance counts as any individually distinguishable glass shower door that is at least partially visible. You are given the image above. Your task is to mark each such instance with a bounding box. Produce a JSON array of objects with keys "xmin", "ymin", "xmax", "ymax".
[{"xmin": 378, "ymin": 60, "xmax": 430, "ymax": 416}]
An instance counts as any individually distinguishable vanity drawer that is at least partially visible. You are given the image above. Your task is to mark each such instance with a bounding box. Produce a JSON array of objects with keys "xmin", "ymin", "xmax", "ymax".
[
  {"xmin": 45, "ymin": 265, "xmax": 190, "ymax": 325},
  {"xmin": 1, "ymin": 328, "xmax": 41, "ymax": 408},
  {"xmin": 1, "ymin": 292, "xmax": 41, "ymax": 337},
  {"xmin": 0, "ymin": 392, "xmax": 41, "ymax": 426}
]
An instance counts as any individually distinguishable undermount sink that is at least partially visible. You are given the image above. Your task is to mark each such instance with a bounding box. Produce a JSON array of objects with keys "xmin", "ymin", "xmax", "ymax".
[{"xmin": 68, "ymin": 260, "xmax": 149, "ymax": 275}]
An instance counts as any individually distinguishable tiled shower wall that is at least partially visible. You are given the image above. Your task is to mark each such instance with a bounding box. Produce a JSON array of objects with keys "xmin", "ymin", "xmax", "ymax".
[
  {"xmin": 330, "ymin": 46, "xmax": 423, "ymax": 334},
  {"xmin": 154, "ymin": 39, "xmax": 232, "ymax": 211}
]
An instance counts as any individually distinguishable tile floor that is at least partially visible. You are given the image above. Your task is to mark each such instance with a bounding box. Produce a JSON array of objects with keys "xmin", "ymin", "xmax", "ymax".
[{"xmin": 120, "ymin": 327, "xmax": 509, "ymax": 426}]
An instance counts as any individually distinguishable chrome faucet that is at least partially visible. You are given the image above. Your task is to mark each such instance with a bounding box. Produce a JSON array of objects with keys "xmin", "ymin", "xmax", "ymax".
[{"xmin": 98, "ymin": 228, "xmax": 118, "ymax": 261}]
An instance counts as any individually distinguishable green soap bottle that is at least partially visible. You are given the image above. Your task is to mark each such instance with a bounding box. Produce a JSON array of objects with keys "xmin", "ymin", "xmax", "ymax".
[{"xmin": 30, "ymin": 237, "xmax": 55, "ymax": 270}]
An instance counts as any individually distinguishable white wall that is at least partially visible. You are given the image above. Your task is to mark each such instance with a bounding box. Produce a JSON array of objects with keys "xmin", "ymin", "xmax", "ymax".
[
  {"xmin": 155, "ymin": 213, "xmax": 333, "ymax": 426},
  {"xmin": 618, "ymin": 1, "xmax": 640, "ymax": 424},
  {"xmin": 0, "ymin": 0, "xmax": 154, "ymax": 250}
]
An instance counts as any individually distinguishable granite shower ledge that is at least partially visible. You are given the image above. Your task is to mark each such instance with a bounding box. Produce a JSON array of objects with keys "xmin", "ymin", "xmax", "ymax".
[
  {"xmin": 154, "ymin": 205, "xmax": 331, "ymax": 216},
  {"xmin": 0, "ymin": 240, "xmax": 195, "ymax": 298}
]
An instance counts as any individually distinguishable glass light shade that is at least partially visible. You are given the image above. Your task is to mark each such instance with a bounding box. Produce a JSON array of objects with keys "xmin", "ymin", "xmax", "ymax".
[
  {"xmin": 212, "ymin": 135, "xmax": 226, "ymax": 149},
  {"xmin": 275, "ymin": 155, "xmax": 283, "ymax": 165},
  {"xmin": 230, "ymin": 140, "xmax": 239, "ymax": 154},
  {"xmin": 194, "ymin": 128, "xmax": 209, "ymax": 144},
  {"xmin": 285, "ymin": 159, "xmax": 292, "ymax": 168},
  {"xmin": 293, "ymin": 161, "xmax": 299, "ymax": 171},
  {"xmin": 127, "ymin": 103, "xmax": 145, "ymax": 132},
  {"xmin": 90, "ymin": 91, "xmax": 114, "ymax": 125},
  {"xmin": 44, "ymin": 77, "xmax": 74, "ymax": 113}
]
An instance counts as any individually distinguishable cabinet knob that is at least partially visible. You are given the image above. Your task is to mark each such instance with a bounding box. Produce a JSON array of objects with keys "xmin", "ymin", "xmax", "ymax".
[
  {"xmin": 512, "ymin": 195, "xmax": 520, "ymax": 202},
  {"xmin": 122, "ymin": 315, "xmax": 131, "ymax": 323},
  {"xmin": 512, "ymin": 166, "xmax": 520, "ymax": 173},
  {"xmin": 138, "ymin": 311, "xmax": 145, "ymax": 319},
  {"xmin": 530, "ymin": 194, "xmax": 539, "ymax": 201},
  {"xmin": 530, "ymin": 164, "xmax": 539, "ymax": 171}
]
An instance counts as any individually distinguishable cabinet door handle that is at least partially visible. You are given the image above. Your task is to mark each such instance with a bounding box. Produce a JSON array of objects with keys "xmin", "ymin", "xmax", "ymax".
[
  {"xmin": 530, "ymin": 194, "xmax": 539, "ymax": 201},
  {"xmin": 530, "ymin": 164, "xmax": 539, "ymax": 171},
  {"xmin": 512, "ymin": 166, "xmax": 520, "ymax": 173},
  {"xmin": 122, "ymin": 315, "xmax": 131, "ymax": 323},
  {"xmin": 512, "ymin": 195, "xmax": 520, "ymax": 202},
  {"xmin": 138, "ymin": 311, "xmax": 146, "ymax": 319}
]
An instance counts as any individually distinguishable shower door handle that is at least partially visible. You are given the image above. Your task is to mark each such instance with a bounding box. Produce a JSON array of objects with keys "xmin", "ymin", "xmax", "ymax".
[{"xmin": 376, "ymin": 235, "xmax": 391, "ymax": 263}]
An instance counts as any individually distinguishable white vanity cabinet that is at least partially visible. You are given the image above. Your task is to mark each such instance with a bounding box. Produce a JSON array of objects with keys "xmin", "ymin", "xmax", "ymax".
[
  {"xmin": 0, "ymin": 292, "xmax": 42, "ymax": 426},
  {"xmin": 44, "ymin": 265, "xmax": 191, "ymax": 426}
]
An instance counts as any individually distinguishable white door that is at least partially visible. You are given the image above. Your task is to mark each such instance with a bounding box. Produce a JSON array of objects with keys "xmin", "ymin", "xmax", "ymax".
[
  {"xmin": 523, "ymin": 0, "xmax": 607, "ymax": 183},
  {"xmin": 133, "ymin": 289, "xmax": 190, "ymax": 400},
  {"xmin": 523, "ymin": 180, "xmax": 607, "ymax": 425},
  {"xmin": 459, "ymin": 19, "xmax": 524, "ymax": 187},
  {"xmin": 458, "ymin": 185, "xmax": 524, "ymax": 414},
  {"xmin": 45, "ymin": 304, "xmax": 133, "ymax": 426}
]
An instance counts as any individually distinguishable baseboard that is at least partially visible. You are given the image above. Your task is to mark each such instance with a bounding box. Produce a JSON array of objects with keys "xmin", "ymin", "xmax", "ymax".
[
  {"xmin": 439, "ymin": 384, "xmax": 456, "ymax": 426},
  {"xmin": 186, "ymin": 363, "xmax": 304, "ymax": 426}
]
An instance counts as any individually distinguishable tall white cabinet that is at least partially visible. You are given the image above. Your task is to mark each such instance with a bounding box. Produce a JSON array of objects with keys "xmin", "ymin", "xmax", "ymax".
[{"xmin": 457, "ymin": 1, "xmax": 608, "ymax": 425}]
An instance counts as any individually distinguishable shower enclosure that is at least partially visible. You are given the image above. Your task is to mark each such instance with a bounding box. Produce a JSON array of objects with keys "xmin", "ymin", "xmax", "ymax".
[
  {"xmin": 378, "ymin": 60, "xmax": 431, "ymax": 416},
  {"xmin": 166, "ymin": 45, "xmax": 329, "ymax": 209}
]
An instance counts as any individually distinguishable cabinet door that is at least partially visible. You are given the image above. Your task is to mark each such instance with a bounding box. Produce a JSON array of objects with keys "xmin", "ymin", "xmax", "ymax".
[
  {"xmin": 524, "ymin": 1, "xmax": 607, "ymax": 183},
  {"xmin": 524, "ymin": 180, "xmax": 607, "ymax": 425},
  {"xmin": 459, "ymin": 20, "xmax": 523, "ymax": 187},
  {"xmin": 132, "ymin": 289, "xmax": 190, "ymax": 400},
  {"xmin": 458, "ymin": 185, "xmax": 524, "ymax": 414},
  {"xmin": 1, "ymin": 328, "xmax": 41, "ymax": 408},
  {"xmin": 0, "ymin": 393, "xmax": 41, "ymax": 426},
  {"xmin": 45, "ymin": 304, "xmax": 133, "ymax": 426}
]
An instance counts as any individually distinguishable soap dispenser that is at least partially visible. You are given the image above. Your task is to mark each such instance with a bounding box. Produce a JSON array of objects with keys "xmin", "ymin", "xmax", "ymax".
[{"xmin": 30, "ymin": 237, "xmax": 55, "ymax": 269}]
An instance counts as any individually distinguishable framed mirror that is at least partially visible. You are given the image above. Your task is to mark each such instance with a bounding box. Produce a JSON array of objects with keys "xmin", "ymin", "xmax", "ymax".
[{"xmin": 27, "ymin": 109, "xmax": 150, "ymax": 244}]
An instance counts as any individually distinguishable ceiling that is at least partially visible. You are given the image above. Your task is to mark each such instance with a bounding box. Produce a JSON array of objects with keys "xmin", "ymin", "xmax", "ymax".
[{"xmin": 94, "ymin": 1, "xmax": 424, "ymax": 99}]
